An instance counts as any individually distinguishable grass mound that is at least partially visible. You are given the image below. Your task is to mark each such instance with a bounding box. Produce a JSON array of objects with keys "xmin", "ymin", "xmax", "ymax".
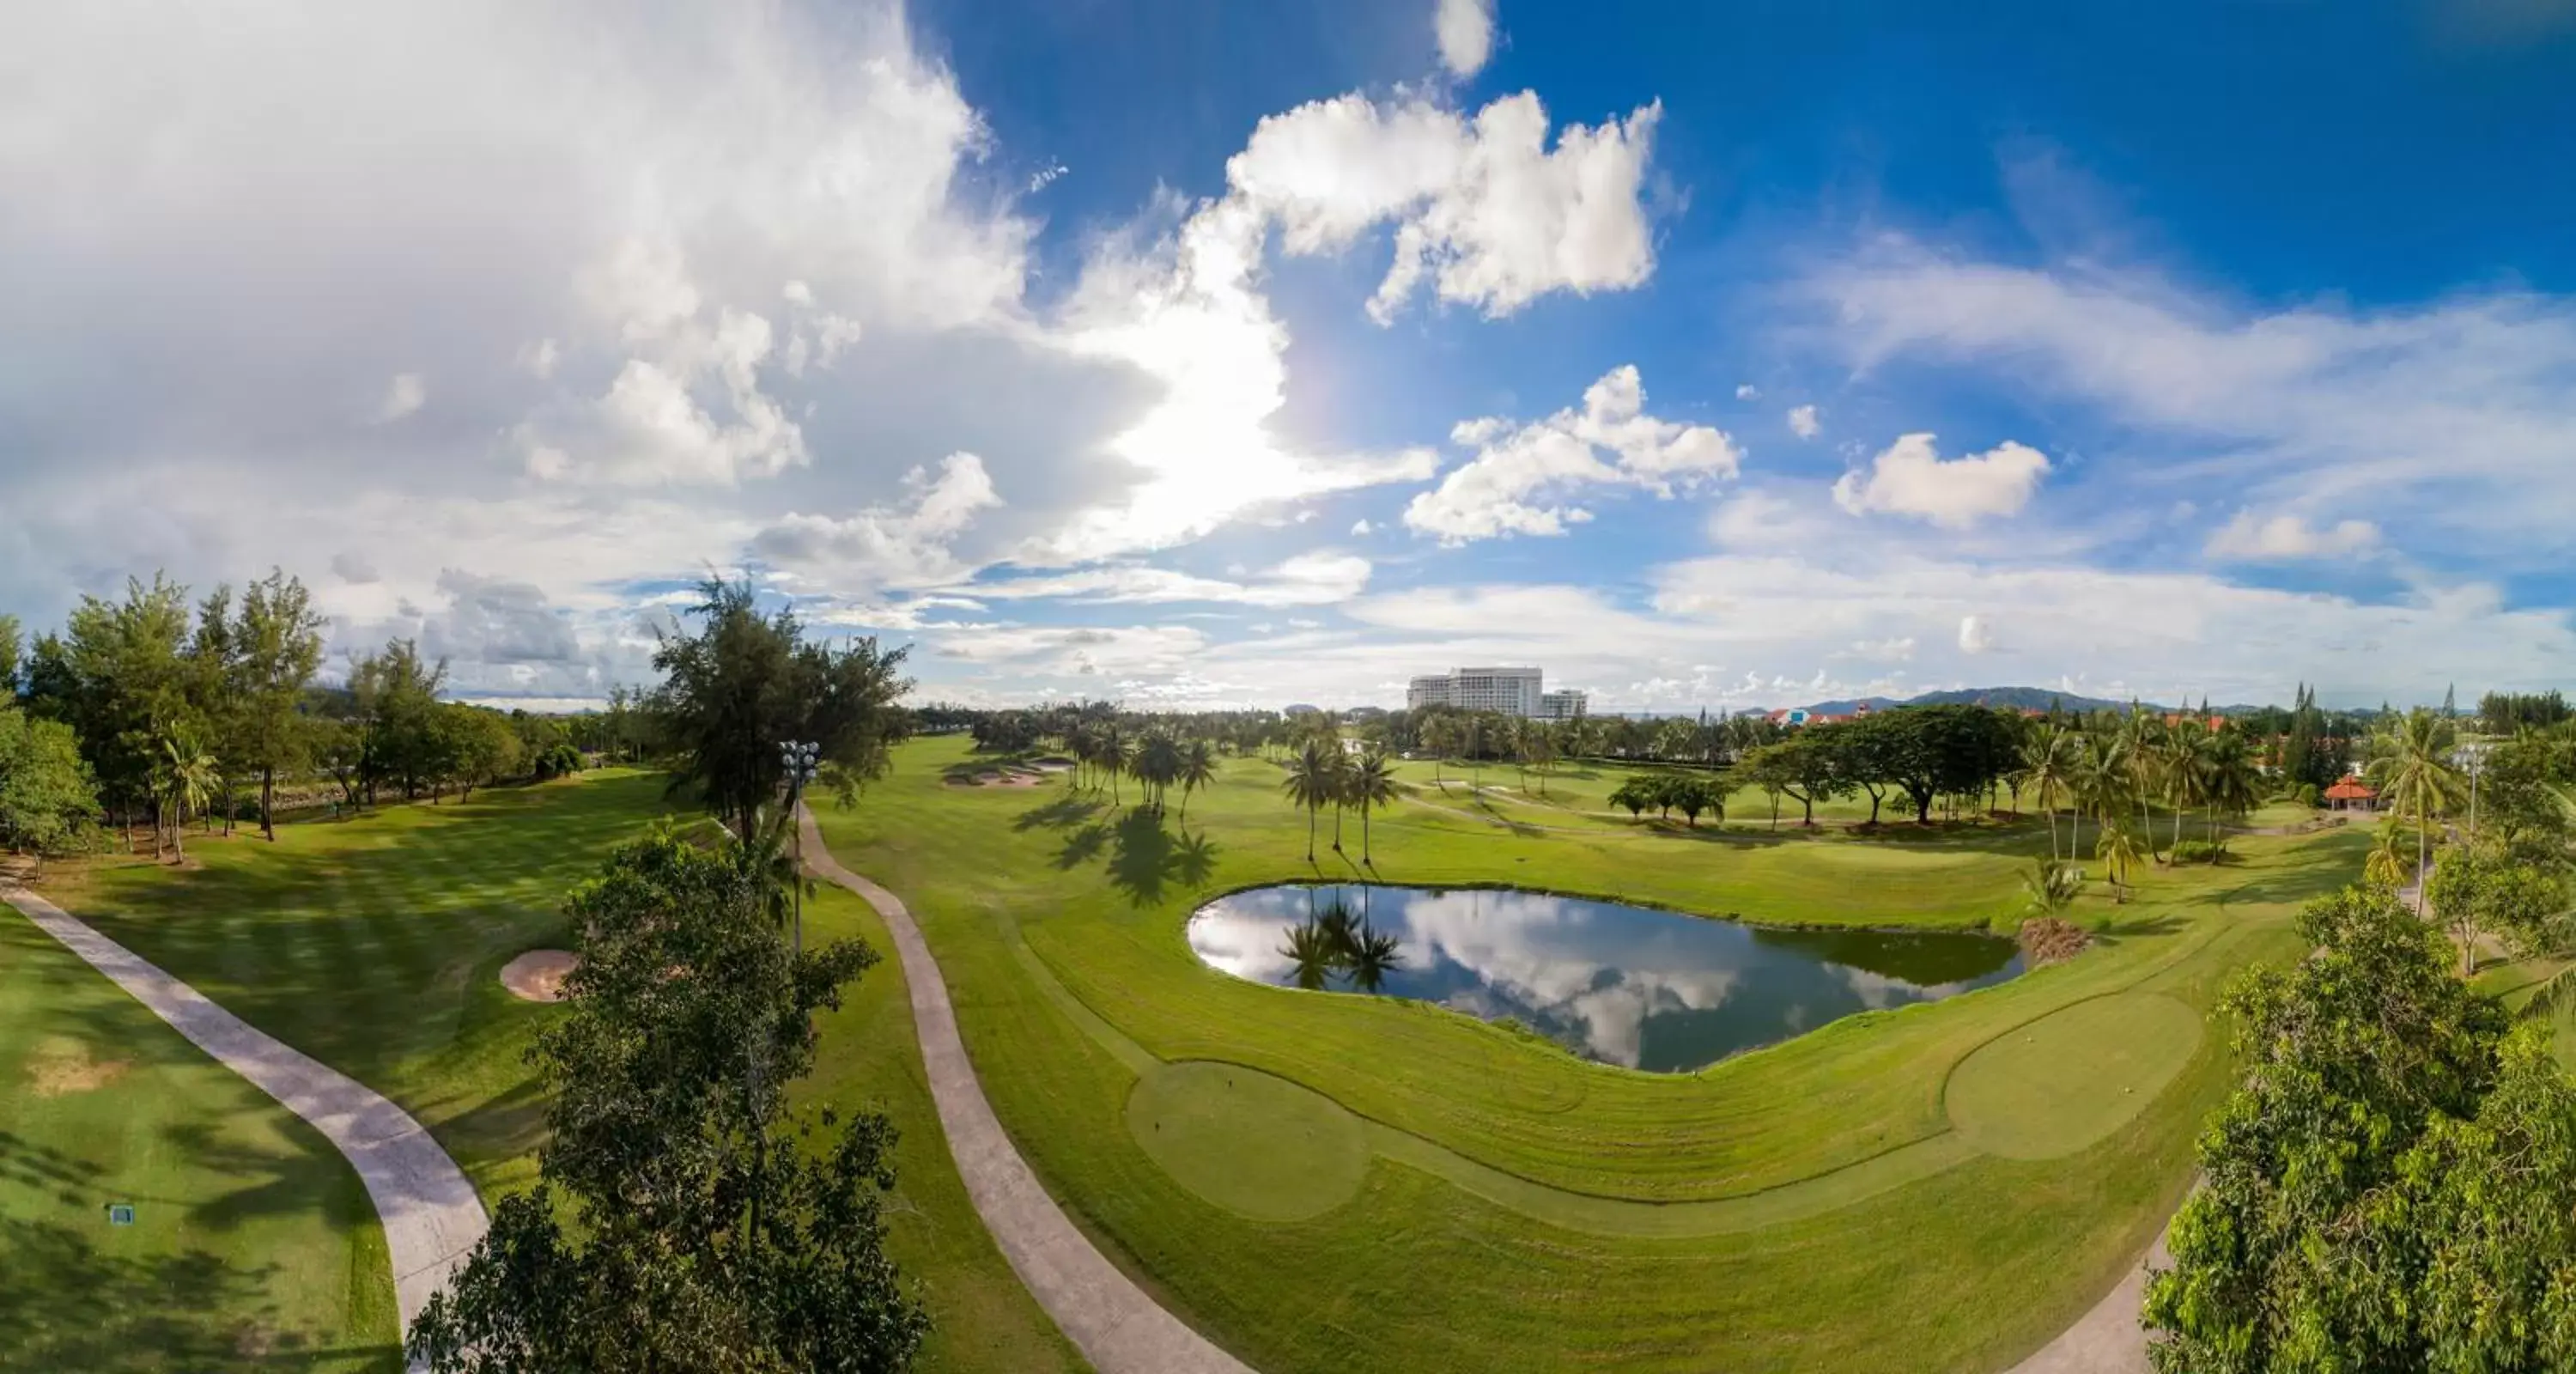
[
  {"xmin": 1127, "ymin": 1061, "xmax": 1370, "ymax": 1222},
  {"xmin": 1945, "ymin": 993, "xmax": 2204, "ymax": 1160}
]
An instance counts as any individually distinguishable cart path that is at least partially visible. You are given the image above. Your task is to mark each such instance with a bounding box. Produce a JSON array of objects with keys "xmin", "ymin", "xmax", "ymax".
[
  {"xmin": 2002, "ymin": 1225, "xmax": 2172, "ymax": 1374},
  {"xmin": 796, "ymin": 807, "xmax": 1255, "ymax": 1374},
  {"xmin": 3, "ymin": 881, "xmax": 485, "ymax": 1360}
]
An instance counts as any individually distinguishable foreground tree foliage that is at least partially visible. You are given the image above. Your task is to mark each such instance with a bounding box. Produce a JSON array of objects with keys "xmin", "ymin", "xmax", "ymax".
[
  {"xmin": 410, "ymin": 829, "xmax": 927, "ymax": 1373},
  {"xmin": 2141, "ymin": 882, "xmax": 2576, "ymax": 1371}
]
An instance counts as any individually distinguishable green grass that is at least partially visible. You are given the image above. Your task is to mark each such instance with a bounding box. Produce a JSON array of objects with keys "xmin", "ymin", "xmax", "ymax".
[
  {"xmin": 0, "ymin": 908, "xmax": 398, "ymax": 1371},
  {"xmin": 35, "ymin": 771, "xmax": 1082, "ymax": 1374},
  {"xmin": 1127, "ymin": 1062, "xmax": 1370, "ymax": 1222},
  {"xmin": 808, "ymin": 735, "xmax": 2368, "ymax": 1373},
  {"xmin": 1946, "ymin": 994, "xmax": 2205, "ymax": 1160}
]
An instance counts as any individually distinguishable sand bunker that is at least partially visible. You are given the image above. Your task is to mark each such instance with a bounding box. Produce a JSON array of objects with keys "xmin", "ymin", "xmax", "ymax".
[
  {"xmin": 27, "ymin": 1037, "xmax": 131, "ymax": 1097},
  {"xmin": 501, "ymin": 950, "xmax": 579, "ymax": 1002},
  {"xmin": 946, "ymin": 765, "xmax": 1053, "ymax": 788}
]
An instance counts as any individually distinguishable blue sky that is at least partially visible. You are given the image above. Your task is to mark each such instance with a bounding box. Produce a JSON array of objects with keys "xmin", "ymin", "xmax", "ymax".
[{"xmin": 5, "ymin": 0, "xmax": 2575, "ymax": 711}]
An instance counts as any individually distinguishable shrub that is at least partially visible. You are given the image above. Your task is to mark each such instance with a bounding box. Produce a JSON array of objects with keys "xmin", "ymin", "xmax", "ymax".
[
  {"xmin": 2172, "ymin": 838, "xmax": 2222, "ymax": 864},
  {"xmin": 2016, "ymin": 916, "xmax": 2089, "ymax": 965}
]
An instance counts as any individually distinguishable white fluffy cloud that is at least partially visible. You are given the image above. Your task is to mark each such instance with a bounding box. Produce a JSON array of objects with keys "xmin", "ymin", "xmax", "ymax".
[
  {"xmin": 1832, "ymin": 433, "xmax": 2050, "ymax": 528},
  {"xmin": 1404, "ymin": 365, "xmax": 1739, "ymax": 542},
  {"xmin": 377, "ymin": 373, "xmax": 428, "ymax": 423},
  {"xmin": 1435, "ymin": 0, "xmax": 1498, "ymax": 78},
  {"xmin": 754, "ymin": 453, "xmax": 1000, "ymax": 590},
  {"xmin": 1956, "ymin": 614, "xmax": 1996, "ymax": 654},
  {"xmin": 1787, "ymin": 404, "xmax": 1820, "ymax": 439},
  {"xmin": 2205, "ymin": 509, "xmax": 2382, "ymax": 562},
  {"xmin": 1224, "ymin": 90, "xmax": 1662, "ymax": 324},
  {"xmin": 954, "ymin": 550, "xmax": 1370, "ymax": 607}
]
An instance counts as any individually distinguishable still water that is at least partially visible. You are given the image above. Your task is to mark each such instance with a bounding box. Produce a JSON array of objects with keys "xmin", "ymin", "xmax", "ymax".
[{"xmin": 1186, "ymin": 884, "xmax": 2025, "ymax": 1073}]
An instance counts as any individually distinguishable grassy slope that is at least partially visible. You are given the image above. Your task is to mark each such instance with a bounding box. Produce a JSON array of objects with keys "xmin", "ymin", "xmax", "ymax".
[
  {"xmin": 811, "ymin": 736, "xmax": 2363, "ymax": 1373},
  {"xmin": 0, "ymin": 909, "xmax": 398, "ymax": 1371},
  {"xmin": 35, "ymin": 770, "xmax": 1078, "ymax": 1374}
]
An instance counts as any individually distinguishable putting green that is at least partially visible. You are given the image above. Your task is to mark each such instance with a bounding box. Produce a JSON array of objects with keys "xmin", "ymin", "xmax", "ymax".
[
  {"xmin": 1944, "ymin": 993, "xmax": 2204, "ymax": 1160},
  {"xmin": 1127, "ymin": 1061, "xmax": 1369, "ymax": 1221}
]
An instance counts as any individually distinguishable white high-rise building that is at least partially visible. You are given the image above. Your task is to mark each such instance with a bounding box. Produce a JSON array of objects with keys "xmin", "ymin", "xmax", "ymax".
[
  {"xmin": 1539, "ymin": 690, "xmax": 1589, "ymax": 721},
  {"xmin": 1406, "ymin": 666, "xmax": 1546, "ymax": 717}
]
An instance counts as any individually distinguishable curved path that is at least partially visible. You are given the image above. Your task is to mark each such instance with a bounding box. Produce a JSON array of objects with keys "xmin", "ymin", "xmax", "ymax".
[
  {"xmin": 2002, "ymin": 1227, "xmax": 2170, "ymax": 1373},
  {"xmin": 1, "ymin": 881, "xmax": 486, "ymax": 1358},
  {"xmin": 795, "ymin": 808, "xmax": 1255, "ymax": 1374}
]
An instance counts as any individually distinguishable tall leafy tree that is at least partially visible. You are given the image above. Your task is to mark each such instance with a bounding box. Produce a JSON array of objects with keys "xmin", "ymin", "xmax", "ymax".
[
  {"xmin": 410, "ymin": 828, "xmax": 926, "ymax": 1373},
  {"xmin": 650, "ymin": 578, "xmax": 912, "ymax": 843},
  {"xmin": 27, "ymin": 575, "xmax": 194, "ymax": 847},
  {"xmin": 0, "ymin": 705, "xmax": 97, "ymax": 869},
  {"xmin": 231, "ymin": 569, "xmax": 327, "ymax": 839}
]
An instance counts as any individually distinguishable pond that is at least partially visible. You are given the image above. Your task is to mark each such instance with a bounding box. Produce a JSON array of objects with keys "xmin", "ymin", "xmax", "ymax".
[{"xmin": 1186, "ymin": 884, "xmax": 2026, "ymax": 1073}]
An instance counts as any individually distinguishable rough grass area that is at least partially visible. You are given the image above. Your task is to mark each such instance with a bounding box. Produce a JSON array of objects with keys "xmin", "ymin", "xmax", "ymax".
[
  {"xmin": 34, "ymin": 771, "xmax": 1080, "ymax": 1374},
  {"xmin": 810, "ymin": 735, "xmax": 2367, "ymax": 1374},
  {"xmin": 0, "ymin": 911, "xmax": 398, "ymax": 1371}
]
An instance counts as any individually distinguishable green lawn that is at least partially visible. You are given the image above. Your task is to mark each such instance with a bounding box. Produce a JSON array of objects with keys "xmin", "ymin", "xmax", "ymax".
[
  {"xmin": 33, "ymin": 770, "xmax": 1080, "ymax": 1374},
  {"xmin": 0, "ymin": 907, "xmax": 397, "ymax": 1371},
  {"xmin": 816, "ymin": 736, "xmax": 2367, "ymax": 1373}
]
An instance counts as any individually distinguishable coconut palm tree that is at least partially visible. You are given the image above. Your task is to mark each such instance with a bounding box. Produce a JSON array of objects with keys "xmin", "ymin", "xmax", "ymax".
[
  {"xmin": 152, "ymin": 727, "xmax": 219, "ymax": 863},
  {"xmin": 2159, "ymin": 718, "xmax": 2208, "ymax": 861},
  {"xmin": 2021, "ymin": 721, "xmax": 2078, "ymax": 862},
  {"xmin": 1176, "ymin": 739, "xmax": 1217, "ymax": 821},
  {"xmin": 1281, "ymin": 739, "xmax": 1337, "ymax": 862},
  {"xmin": 1421, "ymin": 715, "xmax": 1451, "ymax": 791},
  {"xmin": 1346, "ymin": 749, "xmax": 1400, "ymax": 866},
  {"xmin": 2363, "ymin": 819, "xmax": 2411, "ymax": 888},
  {"xmin": 2366, "ymin": 707, "xmax": 2466, "ymax": 915},
  {"xmin": 2199, "ymin": 728, "xmax": 2263, "ymax": 858},
  {"xmin": 1133, "ymin": 732, "xmax": 1182, "ymax": 813},
  {"xmin": 2095, "ymin": 824, "xmax": 2142, "ymax": 904},
  {"xmin": 2123, "ymin": 710, "xmax": 2166, "ymax": 862},
  {"xmin": 2072, "ymin": 732, "xmax": 2129, "ymax": 860},
  {"xmin": 2020, "ymin": 859, "xmax": 2084, "ymax": 918},
  {"xmin": 1097, "ymin": 726, "xmax": 1131, "ymax": 806}
]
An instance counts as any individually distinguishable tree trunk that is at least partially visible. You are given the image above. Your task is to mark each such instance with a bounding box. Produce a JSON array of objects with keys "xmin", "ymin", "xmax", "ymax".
[
  {"xmin": 262, "ymin": 766, "xmax": 277, "ymax": 842},
  {"xmin": 1306, "ymin": 806, "xmax": 1316, "ymax": 861}
]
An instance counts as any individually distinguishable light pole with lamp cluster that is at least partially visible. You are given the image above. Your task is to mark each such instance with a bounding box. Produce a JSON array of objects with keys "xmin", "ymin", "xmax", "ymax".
[{"xmin": 781, "ymin": 740, "xmax": 820, "ymax": 956}]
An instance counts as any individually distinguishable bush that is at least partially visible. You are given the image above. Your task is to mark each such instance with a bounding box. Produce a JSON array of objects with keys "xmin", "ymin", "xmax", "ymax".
[
  {"xmin": 2016, "ymin": 916, "xmax": 2089, "ymax": 965},
  {"xmin": 2172, "ymin": 838, "xmax": 2222, "ymax": 864}
]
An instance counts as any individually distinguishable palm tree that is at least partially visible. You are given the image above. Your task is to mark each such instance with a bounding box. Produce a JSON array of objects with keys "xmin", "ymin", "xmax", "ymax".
[
  {"xmin": 2362, "ymin": 819, "xmax": 2410, "ymax": 888},
  {"xmin": 2159, "ymin": 719, "xmax": 2207, "ymax": 861},
  {"xmin": 2072, "ymin": 732, "xmax": 2129, "ymax": 860},
  {"xmin": 1281, "ymin": 739, "xmax": 1337, "ymax": 862},
  {"xmin": 1097, "ymin": 726, "xmax": 1130, "ymax": 806},
  {"xmin": 2095, "ymin": 824, "xmax": 2142, "ymax": 904},
  {"xmin": 2123, "ymin": 710, "xmax": 2166, "ymax": 863},
  {"xmin": 2020, "ymin": 859, "xmax": 2083, "ymax": 918},
  {"xmin": 1176, "ymin": 739, "xmax": 1217, "ymax": 821},
  {"xmin": 2366, "ymin": 708, "xmax": 2466, "ymax": 915},
  {"xmin": 2021, "ymin": 721, "xmax": 2077, "ymax": 862},
  {"xmin": 1133, "ymin": 732, "xmax": 1182, "ymax": 813},
  {"xmin": 152, "ymin": 727, "xmax": 219, "ymax": 863},
  {"xmin": 2199, "ymin": 729, "xmax": 2263, "ymax": 858},
  {"xmin": 1421, "ymin": 715, "xmax": 1451, "ymax": 792},
  {"xmin": 1346, "ymin": 750, "xmax": 1400, "ymax": 866}
]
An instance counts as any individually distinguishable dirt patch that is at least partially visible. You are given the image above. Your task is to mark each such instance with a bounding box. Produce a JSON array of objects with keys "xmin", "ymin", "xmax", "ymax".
[
  {"xmin": 27, "ymin": 1037, "xmax": 132, "ymax": 1097},
  {"xmin": 500, "ymin": 950, "xmax": 579, "ymax": 1003}
]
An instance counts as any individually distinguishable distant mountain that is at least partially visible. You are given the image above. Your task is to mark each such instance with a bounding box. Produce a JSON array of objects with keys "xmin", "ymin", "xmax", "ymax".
[{"xmin": 1797, "ymin": 686, "xmax": 2162, "ymax": 716}]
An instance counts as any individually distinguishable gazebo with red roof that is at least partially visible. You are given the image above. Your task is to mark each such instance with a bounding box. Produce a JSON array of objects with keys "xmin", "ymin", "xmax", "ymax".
[{"xmin": 2323, "ymin": 777, "xmax": 2378, "ymax": 812}]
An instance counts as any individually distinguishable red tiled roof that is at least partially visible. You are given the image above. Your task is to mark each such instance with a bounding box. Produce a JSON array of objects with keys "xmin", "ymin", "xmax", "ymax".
[{"xmin": 2324, "ymin": 778, "xmax": 2376, "ymax": 800}]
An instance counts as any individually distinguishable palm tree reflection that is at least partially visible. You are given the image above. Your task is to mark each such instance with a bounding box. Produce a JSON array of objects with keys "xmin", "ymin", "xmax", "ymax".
[{"xmin": 1276, "ymin": 887, "xmax": 1406, "ymax": 994}]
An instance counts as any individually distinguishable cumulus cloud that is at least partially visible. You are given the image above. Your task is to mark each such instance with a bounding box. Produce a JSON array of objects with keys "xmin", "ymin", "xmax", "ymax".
[
  {"xmin": 2205, "ymin": 509, "xmax": 2382, "ymax": 562},
  {"xmin": 1831, "ymin": 433, "xmax": 2050, "ymax": 528},
  {"xmin": 754, "ymin": 453, "xmax": 1000, "ymax": 589},
  {"xmin": 1787, "ymin": 404, "xmax": 1820, "ymax": 439},
  {"xmin": 376, "ymin": 373, "xmax": 427, "ymax": 423},
  {"xmin": 1735, "ymin": 383, "xmax": 1761, "ymax": 400},
  {"xmin": 1435, "ymin": 0, "xmax": 1497, "ymax": 78},
  {"xmin": 1404, "ymin": 365, "xmax": 1739, "ymax": 542},
  {"xmin": 1957, "ymin": 614, "xmax": 1996, "ymax": 654},
  {"xmin": 1223, "ymin": 90, "xmax": 1662, "ymax": 324}
]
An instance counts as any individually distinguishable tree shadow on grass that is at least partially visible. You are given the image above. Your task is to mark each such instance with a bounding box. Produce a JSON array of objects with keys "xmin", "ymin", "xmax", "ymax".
[
  {"xmin": 1015, "ymin": 796, "xmax": 1103, "ymax": 833},
  {"xmin": 0, "ymin": 1218, "xmax": 394, "ymax": 1371},
  {"xmin": 0, "ymin": 1128, "xmax": 106, "ymax": 1206},
  {"xmin": 1052, "ymin": 824, "xmax": 1109, "ymax": 872},
  {"xmin": 1106, "ymin": 810, "xmax": 1178, "ymax": 907},
  {"xmin": 159, "ymin": 1122, "xmax": 370, "ymax": 1232}
]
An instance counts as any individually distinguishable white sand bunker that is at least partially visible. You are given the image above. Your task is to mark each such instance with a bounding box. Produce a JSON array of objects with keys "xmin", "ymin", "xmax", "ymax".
[{"xmin": 500, "ymin": 950, "xmax": 579, "ymax": 1003}]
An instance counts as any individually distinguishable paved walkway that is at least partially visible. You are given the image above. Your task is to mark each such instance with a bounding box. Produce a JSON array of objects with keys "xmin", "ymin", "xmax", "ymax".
[
  {"xmin": 2, "ymin": 882, "xmax": 485, "ymax": 1357},
  {"xmin": 797, "ymin": 808, "xmax": 1254, "ymax": 1374}
]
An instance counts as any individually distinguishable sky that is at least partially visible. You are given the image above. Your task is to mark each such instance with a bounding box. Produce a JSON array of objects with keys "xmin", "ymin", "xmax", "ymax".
[{"xmin": 5, "ymin": 0, "xmax": 2576, "ymax": 714}]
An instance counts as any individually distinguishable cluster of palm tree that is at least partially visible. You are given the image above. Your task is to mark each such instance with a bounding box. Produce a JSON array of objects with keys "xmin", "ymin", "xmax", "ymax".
[
  {"xmin": 2016, "ymin": 710, "xmax": 2265, "ymax": 903},
  {"xmin": 1278, "ymin": 890, "xmax": 1405, "ymax": 993},
  {"xmin": 1279, "ymin": 739, "xmax": 1401, "ymax": 865},
  {"xmin": 2363, "ymin": 707, "xmax": 2470, "ymax": 915},
  {"xmin": 1061, "ymin": 722, "xmax": 1220, "ymax": 819}
]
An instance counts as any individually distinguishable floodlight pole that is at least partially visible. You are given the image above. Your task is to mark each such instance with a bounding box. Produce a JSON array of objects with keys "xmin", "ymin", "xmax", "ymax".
[{"xmin": 781, "ymin": 740, "xmax": 820, "ymax": 957}]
